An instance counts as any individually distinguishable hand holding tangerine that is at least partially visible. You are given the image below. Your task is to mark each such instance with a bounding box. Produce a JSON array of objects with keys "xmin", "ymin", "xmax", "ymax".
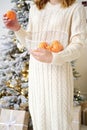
[{"xmin": 3, "ymin": 10, "xmax": 21, "ymax": 31}]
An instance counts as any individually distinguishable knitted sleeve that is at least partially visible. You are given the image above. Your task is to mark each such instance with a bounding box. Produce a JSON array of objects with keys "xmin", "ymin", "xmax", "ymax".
[
  {"xmin": 14, "ymin": 6, "xmax": 33, "ymax": 49},
  {"xmin": 51, "ymin": 5, "xmax": 86, "ymax": 66}
]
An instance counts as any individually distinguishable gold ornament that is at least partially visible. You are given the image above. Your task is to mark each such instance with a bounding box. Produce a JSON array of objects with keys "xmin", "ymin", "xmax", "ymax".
[
  {"xmin": 9, "ymin": 84, "xmax": 14, "ymax": 88},
  {"xmin": 21, "ymin": 88, "xmax": 28, "ymax": 98},
  {"xmin": 13, "ymin": 38, "xmax": 16, "ymax": 42},
  {"xmin": 19, "ymin": 48, "xmax": 24, "ymax": 52},
  {"xmin": 78, "ymin": 91, "xmax": 81, "ymax": 94},
  {"xmin": 15, "ymin": 87, "xmax": 21, "ymax": 92},
  {"xmin": 17, "ymin": 4, "xmax": 22, "ymax": 8},
  {"xmin": 24, "ymin": 77, "xmax": 28, "ymax": 82},
  {"xmin": 6, "ymin": 81, "xmax": 14, "ymax": 88},
  {"xmin": 15, "ymin": 83, "xmax": 21, "ymax": 93},
  {"xmin": 77, "ymin": 94, "xmax": 80, "ymax": 97},
  {"xmin": 1, "ymin": 90, "xmax": 6, "ymax": 96},
  {"xmin": 21, "ymin": 69, "xmax": 28, "ymax": 77},
  {"xmin": 22, "ymin": 73, "xmax": 28, "ymax": 78},
  {"xmin": 0, "ymin": 93, "xmax": 2, "ymax": 98},
  {"xmin": 5, "ymin": 80, "xmax": 22, "ymax": 93},
  {"xmin": 21, "ymin": 63, "xmax": 29, "ymax": 82},
  {"xmin": 5, "ymin": 80, "xmax": 11, "ymax": 87}
]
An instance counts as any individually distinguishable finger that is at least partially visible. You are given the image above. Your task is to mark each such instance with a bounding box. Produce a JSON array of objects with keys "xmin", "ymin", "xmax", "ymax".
[
  {"xmin": 3, "ymin": 14, "xmax": 9, "ymax": 19},
  {"xmin": 36, "ymin": 48, "xmax": 46, "ymax": 52},
  {"xmin": 3, "ymin": 21, "xmax": 9, "ymax": 24},
  {"xmin": 3, "ymin": 14, "xmax": 7, "ymax": 17},
  {"xmin": 33, "ymin": 55, "xmax": 44, "ymax": 62},
  {"xmin": 7, "ymin": 19, "xmax": 12, "ymax": 22},
  {"xmin": 3, "ymin": 19, "xmax": 11, "ymax": 23},
  {"xmin": 37, "ymin": 48, "xmax": 50, "ymax": 54},
  {"xmin": 32, "ymin": 48, "xmax": 45, "ymax": 52},
  {"xmin": 4, "ymin": 20, "xmax": 11, "ymax": 25},
  {"xmin": 31, "ymin": 51, "xmax": 41, "ymax": 57},
  {"xmin": 31, "ymin": 54, "xmax": 40, "ymax": 60},
  {"xmin": 3, "ymin": 17, "xmax": 9, "ymax": 20},
  {"xmin": 33, "ymin": 56, "xmax": 39, "ymax": 60},
  {"xmin": 31, "ymin": 50, "xmax": 44, "ymax": 57}
]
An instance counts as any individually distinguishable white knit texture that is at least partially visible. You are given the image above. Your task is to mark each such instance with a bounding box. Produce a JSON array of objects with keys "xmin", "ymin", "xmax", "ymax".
[{"xmin": 15, "ymin": 2, "xmax": 86, "ymax": 130}]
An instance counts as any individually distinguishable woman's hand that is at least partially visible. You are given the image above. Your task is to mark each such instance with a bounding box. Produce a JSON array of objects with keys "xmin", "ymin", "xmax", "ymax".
[
  {"xmin": 3, "ymin": 13, "xmax": 21, "ymax": 31},
  {"xmin": 31, "ymin": 48, "xmax": 53, "ymax": 63}
]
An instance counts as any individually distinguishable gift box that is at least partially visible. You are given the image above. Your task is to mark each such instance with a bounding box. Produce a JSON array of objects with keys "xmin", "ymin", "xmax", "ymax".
[
  {"xmin": 72, "ymin": 106, "xmax": 81, "ymax": 130},
  {"xmin": 0, "ymin": 109, "xmax": 29, "ymax": 130}
]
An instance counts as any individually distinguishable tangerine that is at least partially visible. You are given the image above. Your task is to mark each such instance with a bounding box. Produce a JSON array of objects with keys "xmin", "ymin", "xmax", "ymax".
[
  {"xmin": 46, "ymin": 45, "xmax": 51, "ymax": 51},
  {"xmin": 6, "ymin": 10, "xmax": 16, "ymax": 20},
  {"xmin": 38, "ymin": 42, "xmax": 48, "ymax": 49},
  {"xmin": 51, "ymin": 40, "xmax": 64, "ymax": 53}
]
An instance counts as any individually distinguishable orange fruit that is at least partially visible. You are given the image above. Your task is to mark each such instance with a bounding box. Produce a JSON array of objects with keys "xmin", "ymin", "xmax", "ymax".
[
  {"xmin": 46, "ymin": 45, "xmax": 51, "ymax": 51},
  {"xmin": 38, "ymin": 42, "xmax": 48, "ymax": 49},
  {"xmin": 6, "ymin": 10, "xmax": 16, "ymax": 20},
  {"xmin": 38, "ymin": 40, "xmax": 64, "ymax": 53},
  {"xmin": 50, "ymin": 40, "xmax": 64, "ymax": 53}
]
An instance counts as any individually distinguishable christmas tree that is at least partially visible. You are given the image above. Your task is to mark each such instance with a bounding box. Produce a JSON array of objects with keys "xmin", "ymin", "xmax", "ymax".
[{"xmin": 0, "ymin": 0, "xmax": 33, "ymax": 128}]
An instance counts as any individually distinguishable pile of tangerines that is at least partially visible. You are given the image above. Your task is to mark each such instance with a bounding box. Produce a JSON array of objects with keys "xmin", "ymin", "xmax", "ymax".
[{"xmin": 38, "ymin": 40, "xmax": 64, "ymax": 53}]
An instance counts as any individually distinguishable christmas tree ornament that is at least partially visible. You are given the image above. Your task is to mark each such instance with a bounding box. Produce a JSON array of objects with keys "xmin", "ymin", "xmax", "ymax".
[
  {"xmin": 15, "ymin": 84, "xmax": 21, "ymax": 92},
  {"xmin": 23, "ymin": 77, "xmax": 28, "ymax": 82},
  {"xmin": 0, "ymin": 0, "xmax": 32, "ymax": 128},
  {"xmin": 1, "ymin": 90, "xmax": 6, "ymax": 96},
  {"xmin": 13, "ymin": 38, "xmax": 17, "ymax": 43},
  {"xmin": 21, "ymin": 88, "xmax": 28, "ymax": 98},
  {"xmin": 5, "ymin": 80, "xmax": 11, "ymax": 87},
  {"xmin": 17, "ymin": 4, "xmax": 23, "ymax": 8},
  {"xmin": 21, "ymin": 66, "xmax": 29, "ymax": 79},
  {"xmin": 0, "ymin": 93, "xmax": 3, "ymax": 98}
]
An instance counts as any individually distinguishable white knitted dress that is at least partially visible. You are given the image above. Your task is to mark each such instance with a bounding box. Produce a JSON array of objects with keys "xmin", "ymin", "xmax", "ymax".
[{"xmin": 15, "ymin": 2, "xmax": 86, "ymax": 130}]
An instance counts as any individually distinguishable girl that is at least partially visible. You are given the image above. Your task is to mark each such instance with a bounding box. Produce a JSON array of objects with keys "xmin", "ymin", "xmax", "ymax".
[{"xmin": 3, "ymin": 0, "xmax": 86, "ymax": 130}]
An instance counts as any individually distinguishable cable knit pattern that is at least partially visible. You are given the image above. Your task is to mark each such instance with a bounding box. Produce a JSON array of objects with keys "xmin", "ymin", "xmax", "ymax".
[{"xmin": 15, "ymin": 2, "xmax": 86, "ymax": 130}]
